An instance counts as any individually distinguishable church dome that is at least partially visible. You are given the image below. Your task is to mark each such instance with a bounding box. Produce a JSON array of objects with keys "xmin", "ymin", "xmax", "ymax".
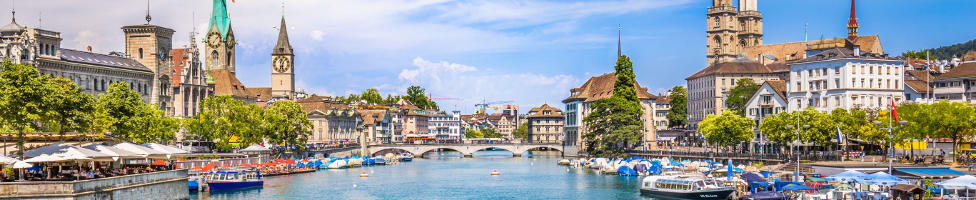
[{"xmin": 0, "ymin": 16, "xmax": 24, "ymax": 34}]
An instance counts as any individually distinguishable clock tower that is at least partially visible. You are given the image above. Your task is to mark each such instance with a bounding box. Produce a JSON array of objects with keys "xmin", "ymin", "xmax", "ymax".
[
  {"xmin": 271, "ymin": 16, "xmax": 295, "ymax": 100},
  {"xmin": 205, "ymin": 0, "xmax": 236, "ymax": 76}
]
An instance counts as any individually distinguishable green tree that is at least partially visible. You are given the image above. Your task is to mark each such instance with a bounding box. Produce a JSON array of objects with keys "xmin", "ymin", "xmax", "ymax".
[
  {"xmin": 464, "ymin": 129, "xmax": 482, "ymax": 138},
  {"xmin": 384, "ymin": 94, "xmax": 400, "ymax": 105},
  {"xmin": 265, "ymin": 100, "xmax": 313, "ymax": 151},
  {"xmin": 666, "ymin": 86, "xmax": 687, "ymax": 128},
  {"xmin": 132, "ymin": 105, "xmax": 180, "ymax": 144},
  {"xmin": 361, "ymin": 88, "xmax": 384, "ymax": 105},
  {"xmin": 758, "ymin": 111, "xmax": 796, "ymax": 146},
  {"xmin": 404, "ymin": 85, "xmax": 438, "ymax": 110},
  {"xmin": 512, "ymin": 122, "xmax": 528, "ymax": 140},
  {"xmin": 914, "ymin": 101, "xmax": 976, "ymax": 156},
  {"xmin": 724, "ymin": 79, "xmax": 760, "ymax": 116},
  {"xmin": 185, "ymin": 96, "xmax": 251, "ymax": 151},
  {"xmin": 700, "ymin": 110, "xmax": 755, "ymax": 147},
  {"xmin": 901, "ymin": 50, "xmax": 929, "ymax": 60},
  {"xmin": 43, "ymin": 77, "xmax": 96, "ymax": 142},
  {"xmin": 582, "ymin": 55, "xmax": 644, "ymax": 157},
  {"xmin": 481, "ymin": 128, "xmax": 501, "ymax": 138},
  {"xmin": 0, "ymin": 61, "xmax": 52, "ymax": 159},
  {"xmin": 95, "ymin": 82, "xmax": 147, "ymax": 142}
]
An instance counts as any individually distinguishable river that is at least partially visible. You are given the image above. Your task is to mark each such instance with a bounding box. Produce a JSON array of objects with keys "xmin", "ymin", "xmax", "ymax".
[{"xmin": 191, "ymin": 150, "xmax": 654, "ymax": 199}]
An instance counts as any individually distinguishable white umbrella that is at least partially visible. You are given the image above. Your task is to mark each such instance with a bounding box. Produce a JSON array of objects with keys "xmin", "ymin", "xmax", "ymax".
[
  {"xmin": 113, "ymin": 142, "xmax": 167, "ymax": 159},
  {"xmin": 143, "ymin": 143, "xmax": 189, "ymax": 156},
  {"xmin": 23, "ymin": 154, "xmax": 66, "ymax": 163},
  {"xmin": 11, "ymin": 161, "xmax": 32, "ymax": 169},
  {"xmin": 0, "ymin": 155, "xmax": 19, "ymax": 165},
  {"xmin": 82, "ymin": 144, "xmax": 141, "ymax": 161}
]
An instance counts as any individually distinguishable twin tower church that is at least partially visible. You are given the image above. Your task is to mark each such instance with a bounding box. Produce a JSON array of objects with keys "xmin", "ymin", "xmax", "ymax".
[{"xmin": 205, "ymin": 0, "xmax": 297, "ymax": 104}]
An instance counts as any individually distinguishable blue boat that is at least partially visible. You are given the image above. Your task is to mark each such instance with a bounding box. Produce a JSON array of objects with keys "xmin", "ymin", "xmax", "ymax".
[
  {"xmin": 374, "ymin": 158, "xmax": 387, "ymax": 165},
  {"xmin": 188, "ymin": 179, "xmax": 200, "ymax": 191},
  {"xmin": 399, "ymin": 153, "xmax": 413, "ymax": 162},
  {"xmin": 205, "ymin": 170, "xmax": 264, "ymax": 192},
  {"xmin": 617, "ymin": 166, "xmax": 639, "ymax": 176}
]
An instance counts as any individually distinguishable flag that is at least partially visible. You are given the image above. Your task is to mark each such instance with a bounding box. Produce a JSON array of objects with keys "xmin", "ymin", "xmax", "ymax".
[
  {"xmin": 890, "ymin": 99, "xmax": 900, "ymax": 122},
  {"xmin": 835, "ymin": 125, "xmax": 844, "ymax": 144}
]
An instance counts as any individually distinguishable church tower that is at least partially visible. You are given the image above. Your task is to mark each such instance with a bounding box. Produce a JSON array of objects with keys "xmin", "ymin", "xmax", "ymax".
[
  {"xmin": 706, "ymin": 0, "xmax": 738, "ymax": 65},
  {"xmin": 271, "ymin": 16, "xmax": 295, "ymax": 100},
  {"xmin": 205, "ymin": 0, "xmax": 236, "ymax": 76},
  {"xmin": 122, "ymin": 2, "xmax": 175, "ymax": 114},
  {"xmin": 736, "ymin": 0, "xmax": 762, "ymax": 49}
]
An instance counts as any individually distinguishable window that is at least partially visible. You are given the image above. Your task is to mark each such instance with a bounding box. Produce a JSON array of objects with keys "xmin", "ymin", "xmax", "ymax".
[
  {"xmin": 834, "ymin": 66, "xmax": 840, "ymax": 74},
  {"xmin": 138, "ymin": 48, "xmax": 144, "ymax": 59},
  {"xmin": 869, "ymin": 66, "xmax": 873, "ymax": 74}
]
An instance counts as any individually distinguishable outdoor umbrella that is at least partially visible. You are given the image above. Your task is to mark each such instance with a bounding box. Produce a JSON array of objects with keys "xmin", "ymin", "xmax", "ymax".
[
  {"xmin": 938, "ymin": 175, "xmax": 976, "ymax": 190},
  {"xmin": 782, "ymin": 184, "xmax": 815, "ymax": 191},
  {"xmin": 23, "ymin": 154, "xmax": 66, "ymax": 163},
  {"xmin": 60, "ymin": 147, "xmax": 113, "ymax": 162},
  {"xmin": 857, "ymin": 172, "xmax": 909, "ymax": 186},
  {"xmin": 143, "ymin": 143, "xmax": 189, "ymax": 157},
  {"xmin": 826, "ymin": 170, "xmax": 868, "ymax": 182},
  {"xmin": 0, "ymin": 155, "xmax": 19, "ymax": 165},
  {"xmin": 11, "ymin": 161, "xmax": 32, "ymax": 169},
  {"xmin": 113, "ymin": 142, "xmax": 167, "ymax": 159},
  {"xmin": 82, "ymin": 144, "xmax": 141, "ymax": 161}
]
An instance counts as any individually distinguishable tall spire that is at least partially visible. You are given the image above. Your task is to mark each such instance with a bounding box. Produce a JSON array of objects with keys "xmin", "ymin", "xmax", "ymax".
[
  {"xmin": 617, "ymin": 25, "xmax": 622, "ymax": 58},
  {"xmin": 272, "ymin": 15, "xmax": 293, "ymax": 55},
  {"xmin": 847, "ymin": 0, "xmax": 859, "ymax": 41},
  {"xmin": 209, "ymin": 0, "xmax": 231, "ymax": 39}
]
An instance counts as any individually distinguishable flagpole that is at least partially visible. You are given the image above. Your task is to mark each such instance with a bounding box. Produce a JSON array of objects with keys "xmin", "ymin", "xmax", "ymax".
[{"xmin": 889, "ymin": 95, "xmax": 893, "ymax": 174}]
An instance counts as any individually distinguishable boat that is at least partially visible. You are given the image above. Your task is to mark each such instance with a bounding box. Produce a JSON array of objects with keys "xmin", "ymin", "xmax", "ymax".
[
  {"xmin": 399, "ymin": 153, "xmax": 413, "ymax": 162},
  {"xmin": 374, "ymin": 158, "xmax": 387, "ymax": 165},
  {"xmin": 640, "ymin": 175, "xmax": 736, "ymax": 200},
  {"xmin": 327, "ymin": 159, "xmax": 348, "ymax": 169},
  {"xmin": 205, "ymin": 170, "xmax": 264, "ymax": 192}
]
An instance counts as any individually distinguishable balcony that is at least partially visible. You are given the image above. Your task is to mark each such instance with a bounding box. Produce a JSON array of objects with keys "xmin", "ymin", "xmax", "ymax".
[
  {"xmin": 707, "ymin": 6, "xmax": 736, "ymax": 14},
  {"xmin": 934, "ymin": 86, "xmax": 965, "ymax": 94}
]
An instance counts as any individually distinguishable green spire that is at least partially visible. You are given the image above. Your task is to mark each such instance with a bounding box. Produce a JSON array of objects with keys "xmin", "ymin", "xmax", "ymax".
[{"xmin": 208, "ymin": 0, "xmax": 231, "ymax": 40}]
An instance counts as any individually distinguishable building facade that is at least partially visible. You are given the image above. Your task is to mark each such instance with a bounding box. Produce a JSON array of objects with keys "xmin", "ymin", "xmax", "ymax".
[
  {"xmin": 302, "ymin": 100, "xmax": 360, "ymax": 144},
  {"xmin": 428, "ymin": 111, "xmax": 463, "ymax": 142},
  {"xmin": 706, "ymin": 0, "xmax": 763, "ymax": 65},
  {"xmin": 488, "ymin": 114, "xmax": 516, "ymax": 140},
  {"xmin": 932, "ymin": 62, "xmax": 976, "ymax": 104},
  {"xmin": 270, "ymin": 16, "xmax": 296, "ymax": 100},
  {"xmin": 786, "ymin": 44, "xmax": 905, "ymax": 112},
  {"xmin": 0, "ymin": 12, "xmax": 155, "ymax": 102},
  {"xmin": 527, "ymin": 104, "xmax": 564, "ymax": 143},
  {"xmin": 563, "ymin": 72, "xmax": 660, "ymax": 149},
  {"xmin": 743, "ymin": 80, "xmax": 788, "ymax": 151},
  {"xmin": 360, "ymin": 109, "xmax": 392, "ymax": 144},
  {"xmin": 686, "ymin": 61, "xmax": 787, "ymax": 130},
  {"xmin": 122, "ymin": 24, "xmax": 175, "ymax": 114},
  {"xmin": 653, "ymin": 96, "xmax": 671, "ymax": 131},
  {"xmin": 170, "ymin": 35, "xmax": 212, "ymax": 119}
]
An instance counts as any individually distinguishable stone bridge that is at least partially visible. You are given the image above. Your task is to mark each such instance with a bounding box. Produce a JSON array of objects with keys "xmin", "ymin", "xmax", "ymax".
[{"xmin": 368, "ymin": 143, "xmax": 563, "ymax": 157}]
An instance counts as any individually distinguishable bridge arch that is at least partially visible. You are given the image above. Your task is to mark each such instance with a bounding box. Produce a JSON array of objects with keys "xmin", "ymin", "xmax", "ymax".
[{"xmin": 417, "ymin": 147, "xmax": 467, "ymax": 156}]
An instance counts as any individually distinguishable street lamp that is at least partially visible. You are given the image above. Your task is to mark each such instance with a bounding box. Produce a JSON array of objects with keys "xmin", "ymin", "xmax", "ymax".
[
  {"xmin": 787, "ymin": 124, "xmax": 810, "ymax": 182},
  {"xmin": 875, "ymin": 120, "xmax": 909, "ymax": 174}
]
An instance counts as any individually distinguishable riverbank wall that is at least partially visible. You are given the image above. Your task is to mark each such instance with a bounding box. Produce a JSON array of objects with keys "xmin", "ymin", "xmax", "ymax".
[{"xmin": 0, "ymin": 169, "xmax": 189, "ymax": 200}]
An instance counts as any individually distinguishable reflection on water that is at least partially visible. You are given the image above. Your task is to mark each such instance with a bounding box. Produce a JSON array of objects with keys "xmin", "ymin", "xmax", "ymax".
[{"xmin": 192, "ymin": 149, "xmax": 657, "ymax": 199}]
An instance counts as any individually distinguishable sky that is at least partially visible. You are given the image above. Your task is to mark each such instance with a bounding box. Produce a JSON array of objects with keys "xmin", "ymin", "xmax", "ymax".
[{"xmin": 4, "ymin": 0, "xmax": 976, "ymax": 113}]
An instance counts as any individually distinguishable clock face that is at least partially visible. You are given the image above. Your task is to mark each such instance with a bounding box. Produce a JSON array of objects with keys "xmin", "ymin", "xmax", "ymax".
[
  {"xmin": 274, "ymin": 56, "xmax": 290, "ymax": 73},
  {"xmin": 226, "ymin": 35, "xmax": 235, "ymax": 49},
  {"xmin": 207, "ymin": 33, "xmax": 221, "ymax": 48}
]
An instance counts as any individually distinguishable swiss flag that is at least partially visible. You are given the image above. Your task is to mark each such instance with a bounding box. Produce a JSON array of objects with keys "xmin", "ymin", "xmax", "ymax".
[{"xmin": 890, "ymin": 99, "xmax": 900, "ymax": 122}]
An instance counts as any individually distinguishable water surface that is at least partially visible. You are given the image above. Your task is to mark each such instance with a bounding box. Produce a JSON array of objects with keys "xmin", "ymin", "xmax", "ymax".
[{"xmin": 192, "ymin": 150, "xmax": 654, "ymax": 199}]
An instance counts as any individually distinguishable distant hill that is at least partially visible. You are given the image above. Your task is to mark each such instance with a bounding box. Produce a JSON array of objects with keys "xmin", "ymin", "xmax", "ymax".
[{"xmin": 912, "ymin": 38, "xmax": 976, "ymax": 60}]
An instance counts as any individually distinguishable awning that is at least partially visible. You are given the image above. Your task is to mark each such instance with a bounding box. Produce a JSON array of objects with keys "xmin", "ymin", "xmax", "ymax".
[{"xmin": 894, "ymin": 168, "xmax": 966, "ymax": 179}]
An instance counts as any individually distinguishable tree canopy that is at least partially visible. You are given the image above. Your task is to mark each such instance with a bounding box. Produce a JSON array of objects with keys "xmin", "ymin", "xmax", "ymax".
[
  {"xmin": 95, "ymin": 82, "xmax": 178, "ymax": 144},
  {"xmin": 512, "ymin": 122, "xmax": 528, "ymax": 140},
  {"xmin": 700, "ymin": 110, "xmax": 754, "ymax": 147},
  {"xmin": 0, "ymin": 61, "xmax": 52, "ymax": 158},
  {"xmin": 582, "ymin": 55, "xmax": 644, "ymax": 157},
  {"xmin": 43, "ymin": 77, "xmax": 96, "ymax": 142},
  {"xmin": 725, "ymin": 78, "xmax": 760, "ymax": 116},
  {"xmin": 265, "ymin": 100, "xmax": 313, "ymax": 150},
  {"xmin": 464, "ymin": 129, "xmax": 482, "ymax": 139},
  {"xmin": 405, "ymin": 85, "xmax": 438, "ymax": 110},
  {"xmin": 666, "ymin": 86, "xmax": 687, "ymax": 128}
]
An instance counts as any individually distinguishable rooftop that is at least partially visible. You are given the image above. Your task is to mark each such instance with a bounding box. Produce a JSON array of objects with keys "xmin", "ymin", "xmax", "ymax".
[{"xmin": 686, "ymin": 61, "xmax": 787, "ymax": 80}]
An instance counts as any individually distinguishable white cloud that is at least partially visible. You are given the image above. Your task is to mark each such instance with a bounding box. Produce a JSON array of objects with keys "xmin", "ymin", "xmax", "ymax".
[
  {"xmin": 397, "ymin": 57, "xmax": 579, "ymax": 111},
  {"xmin": 310, "ymin": 30, "xmax": 325, "ymax": 41}
]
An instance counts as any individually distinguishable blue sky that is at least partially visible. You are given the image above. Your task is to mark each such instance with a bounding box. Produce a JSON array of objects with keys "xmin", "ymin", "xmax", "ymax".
[{"xmin": 9, "ymin": 0, "xmax": 976, "ymax": 113}]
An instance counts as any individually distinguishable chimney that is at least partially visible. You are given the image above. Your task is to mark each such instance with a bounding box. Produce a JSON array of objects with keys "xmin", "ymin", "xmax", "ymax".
[
  {"xmin": 854, "ymin": 46, "xmax": 860, "ymax": 57},
  {"xmin": 86, "ymin": 46, "xmax": 92, "ymax": 52}
]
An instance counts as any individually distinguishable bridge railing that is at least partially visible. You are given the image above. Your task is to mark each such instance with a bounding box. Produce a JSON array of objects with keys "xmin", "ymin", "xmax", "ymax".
[{"xmin": 369, "ymin": 143, "xmax": 561, "ymax": 147}]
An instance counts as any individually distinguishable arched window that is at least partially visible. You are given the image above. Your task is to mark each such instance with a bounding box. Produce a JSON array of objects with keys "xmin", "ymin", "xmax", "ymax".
[
  {"xmin": 138, "ymin": 48, "xmax": 144, "ymax": 59},
  {"xmin": 226, "ymin": 52, "xmax": 232, "ymax": 68},
  {"xmin": 211, "ymin": 51, "xmax": 219, "ymax": 67},
  {"xmin": 712, "ymin": 36, "xmax": 722, "ymax": 49}
]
